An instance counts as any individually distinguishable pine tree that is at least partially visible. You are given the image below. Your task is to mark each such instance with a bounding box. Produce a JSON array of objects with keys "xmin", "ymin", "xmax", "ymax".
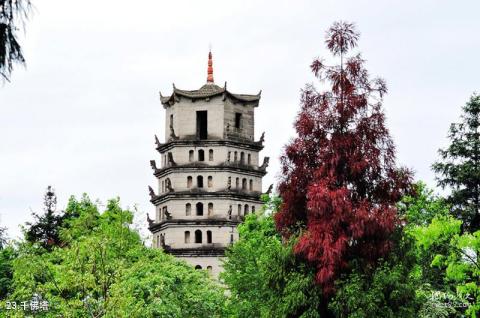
[
  {"xmin": 433, "ymin": 94, "xmax": 480, "ymax": 231},
  {"xmin": 275, "ymin": 21, "xmax": 413, "ymax": 295},
  {"xmin": 0, "ymin": 0, "xmax": 31, "ymax": 81},
  {"xmin": 25, "ymin": 186, "xmax": 64, "ymax": 249}
]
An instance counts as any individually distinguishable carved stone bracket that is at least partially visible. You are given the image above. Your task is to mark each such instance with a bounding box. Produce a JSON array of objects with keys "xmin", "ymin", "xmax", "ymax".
[
  {"xmin": 258, "ymin": 132, "xmax": 265, "ymax": 145},
  {"xmin": 154, "ymin": 135, "xmax": 162, "ymax": 148},
  {"xmin": 147, "ymin": 213, "xmax": 154, "ymax": 226},
  {"xmin": 148, "ymin": 186, "xmax": 156, "ymax": 199},
  {"xmin": 150, "ymin": 160, "xmax": 157, "ymax": 171},
  {"xmin": 265, "ymin": 184, "xmax": 273, "ymax": 195},
  {"xmin": 259, "ymin": 157, "xmax": 270, "ymax": 170}
]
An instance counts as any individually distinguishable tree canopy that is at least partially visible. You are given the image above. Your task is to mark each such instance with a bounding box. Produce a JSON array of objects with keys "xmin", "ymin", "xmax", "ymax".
[
  {"xmin": 2, "ymin": 195, "xmax": 226, "ymax": 317},
  {"xmin": 275, "ymin": 21, "xmax": 413, "ymax": 297},
  {"xmin": 0, "ymin": 0, "xmax": 31, "ymax": 81},
  {"xmin": 433, "ymin": 94, "xmax": 480, "ymax": 232},
  {"xmin": 222, "ymin": 195, "xmax": 323, "ymax": 318}
]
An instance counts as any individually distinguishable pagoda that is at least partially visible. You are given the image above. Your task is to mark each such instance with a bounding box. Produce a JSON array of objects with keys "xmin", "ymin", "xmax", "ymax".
[{"xmin": 148, "ymin": 51, "xmax": 269, "ymax": 277}]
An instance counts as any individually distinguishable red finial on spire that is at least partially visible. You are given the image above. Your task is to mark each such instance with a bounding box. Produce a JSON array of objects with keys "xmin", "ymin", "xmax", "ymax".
[{"xmin": 207, "ymin": 50, "xmax": 214, "ymax": 83}]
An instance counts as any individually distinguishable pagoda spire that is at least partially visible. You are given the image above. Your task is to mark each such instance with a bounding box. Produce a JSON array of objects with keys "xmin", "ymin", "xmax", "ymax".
[{"xmin": 207, "ymin": 49, "xmax": 214, "ymax": 83}]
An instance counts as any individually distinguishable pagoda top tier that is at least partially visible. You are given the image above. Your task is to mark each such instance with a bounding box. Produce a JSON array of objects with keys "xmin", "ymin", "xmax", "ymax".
[
  {"xmin": 160, "ymin": 50, "xmax": 261, "ymax": 107},
  {"xmin": 160, "ymin": 82, "xmax": 261, "ymax": 107}
]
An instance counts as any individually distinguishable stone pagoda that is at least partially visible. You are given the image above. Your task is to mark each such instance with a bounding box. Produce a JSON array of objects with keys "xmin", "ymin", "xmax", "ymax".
[{"xmin": 148, "ymin": 51, "xmax": 269, "ymax": 277}]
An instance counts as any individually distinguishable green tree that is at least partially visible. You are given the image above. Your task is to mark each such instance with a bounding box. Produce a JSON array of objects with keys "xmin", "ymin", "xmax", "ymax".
[
  {"xmin": 24, "ymin": 186, "xmax": 65, "ymax": 250},
  {"xmin": 410, "ymin": 215, "xmax": 480, "ymax": 317},
  {"xmin": 0, "ymin": 220, "xmax": 15, "ymax": 300},
  {"xmin": 0, "ymin": 245, "xmax": 15, "ymax": 300},
  {"xmin": 398, "ymin": 182, "xmax": 451, "ymax": 227},
  {"xmin": 222, "ymin": 195, "xmax": 323, "ymax": 318},
  {"xmin": 0, "ymin": 0, "xmax": 31, "ymax": 81},
  {"xmin": 433, "ymin": 94, "xmax": 480, "ymax": 232},
  {"xmin": 0, "ymin": 226, "xmax": 7, "ymax": 250},
  {"xmin": 329, "ymin": 228, "xmax": 419, "ymax": 318},
  {"xmin": 399, "ymin": 182, "xmax": 455, "ymax": 291},
  {"xmin": 4, "ymin": 195, "xmax": 226, "ymax": 317},
  {"xmin": 400, "ymin": 183, "xmax": 464, "ymax": 317}
]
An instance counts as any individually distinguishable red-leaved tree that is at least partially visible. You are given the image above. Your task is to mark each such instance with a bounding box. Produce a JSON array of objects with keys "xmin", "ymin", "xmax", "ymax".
[{"xmin": 275, "ymin": 21, "xmax": 413, "ymax": 295}]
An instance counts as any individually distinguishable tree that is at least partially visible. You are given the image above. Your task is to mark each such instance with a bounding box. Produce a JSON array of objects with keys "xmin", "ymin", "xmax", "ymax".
[
  {"xmin": 222, "ymin": 195, "xmax": 323, "ymax": 318},
  {"xmin": 0, "ymin": 227, "xmax": 15, "ymax": 300},
  {"xmin": 24, "ymin": 186, "xmax": 65, "ymax": 250},
  {"xmin": 0, "ymin": 0, "xmax": 31, "ymax": 81},
  {"xmin": 398, "ymin": 182, "xmax": 451, "ymax": 227},
  {"xmin": 0, "ymin": 246, "xmax": 15, "ymax": 299},
  {"xmin": 329, "ymin": 227, "xmax": 420, "ymax": 318},
  {"xmin": 275, "ymin": 21, "xmax": 413, "ymax": 298},
  {"xmin": 410, "ymin": 215, "xmax": 480, "ymax": 317},
  {"xmin": 0, "ymin": 225, "xmax": 7, "ymax": 250},
  {"xmin": 4, "ymin": 195, "xmax": 226, "ymax": 317},
  {"xmin": 432, "ymin": 94, "xmax": 480, "ymax": 232},
  {"xmin": 399, "ymin": 182, "xmax": 454, "ymax": 291}
]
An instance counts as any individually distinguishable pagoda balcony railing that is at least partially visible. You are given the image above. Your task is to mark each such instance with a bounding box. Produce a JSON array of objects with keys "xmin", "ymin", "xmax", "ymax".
[
  {"xmin": 156, "ymin": 215, "xmax": 244, "ymax": 223},
  {"xmin": 225, "ymin": 127, "xmax": 253, "ymax": 142}
]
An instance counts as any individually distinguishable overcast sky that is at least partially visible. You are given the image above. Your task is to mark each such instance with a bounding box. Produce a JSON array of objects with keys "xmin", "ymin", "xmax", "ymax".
[{"xmin": 1, "ymin": 0, "xmax": 479, "ymax": 239}]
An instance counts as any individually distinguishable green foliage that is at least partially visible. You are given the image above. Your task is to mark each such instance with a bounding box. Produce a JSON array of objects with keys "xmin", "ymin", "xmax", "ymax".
[
  {"xmin": 24, "ymin": 186, "xmax": 66, "ymax": 250},
  {"xmin": 399, "ymin": 182, "xmax": 458, "ymax": 293},
  {"xmin": 398, "ymin": 181, "xmax": 451, "ymax": 227},
  {"xmin": 329, "ymin": 229, "xmax": 420, "ymax": 318},
  {"xmin": 107, "ymin": 249, "xmax": 225, "ymax": 318},
  {"xmin": 0, "ymin": 226, "xmax": 7, "ymax": 250},
  {"xmin": 331, "ymin": 183, "xmax": 463, "ymax": 318},
  {"xmin": 222, "ymin": 196, "xmax": 323, "ymax": 318},
  {"xmin": 0, "ymin": 246, "xmax": 15, "ymax": 299},
  {"xmin": 432, "ymin": 94, "xmax": 480, "ymax": 232},
  {"xmin": 411, "ymin": 214, "xmax": 480, "ymax": 317},
  {"xmin": 2, "ymin": 195, "xmax": 225, "ymax": 317}
]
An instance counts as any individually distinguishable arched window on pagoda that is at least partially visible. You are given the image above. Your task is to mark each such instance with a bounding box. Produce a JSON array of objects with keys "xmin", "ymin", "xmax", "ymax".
[
  {"xmin": 208, "ymin": 176, "xmax": 213, "ymax": 188},
  {"xmin": 187, "ymin": 176, "xmax": 192, "ymax": 188},
  {"xmin": 195, "ymin": 265, "xmax": 202, "ymax": 270},
  {"xmin": 244, "ymin": 204, "xmax": 249, "ymax": 215},
  {"xmin": 184, "ymin": 231, "xmax": 190, "ymax": 243},
  {"xmin": 235, "ymin": 178, "xmax": 239, "ymax": 188},
  {"xmin": 196, "ymin": 202, "xmax": 204, "ymax": 216},
  {"xmin": 208, "ymin": 203, "xmax": 213, "ymax": 216},
  {"xmin": 247, "ymin": 153, "xmax": 251, "ymax": 165},
  {"xmin": 234, "ymin": 151, "xmax": 238, "ymax": 162},
  {"xmin": 209, "ymin": 149, "xmax": 214, "ymax": 161},
  {"xmin": 249, "ymin": 179, "xmax": 253, "ymax": 191},
  {"xmin": 186, "ymin": 203, "xmax": 191, "ymax": 216},
  {"xmin": 189, "ymin": 150, "xmax": 194, "ymax": 162},
  {"xmin": 195, "ymin": 230, "xmax": 202, "ymax": 243},
  {"xmin": 207, "ymin": 230, "xmax": 212, "ymax": 244},
  {"xmin": 197, "ymin": 176, "xmax": 204, "ymax": 188},
  {"xmin": 237, "ymin": 204, "xmax": 242, "ymax": 216},
  {"xmin": 198, "ymin": 149, "xmax": 205, "ymax": 161},
  {"xmin": 240, "ymin": 152, "xmax": 245, "ymax": 164},
  {"xmin": 242, "ymin": 178, "xmax": 247, "ymax": 190}
]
